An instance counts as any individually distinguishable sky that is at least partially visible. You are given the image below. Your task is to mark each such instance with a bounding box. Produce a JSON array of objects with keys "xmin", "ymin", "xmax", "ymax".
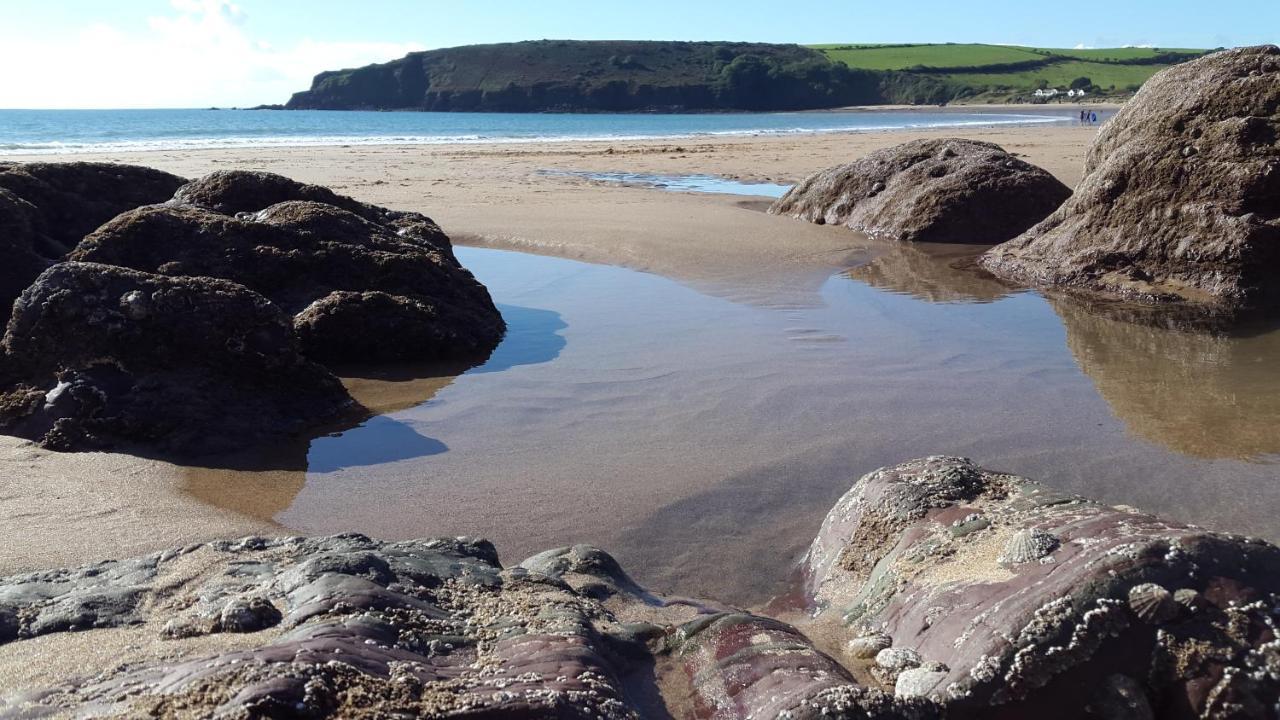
[{"xmin": 0, "ymin": 0, "xmax": 1275, "ymax": 109}]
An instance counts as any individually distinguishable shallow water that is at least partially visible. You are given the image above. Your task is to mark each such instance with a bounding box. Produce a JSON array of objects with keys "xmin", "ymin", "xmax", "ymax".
[
  {"xmin": 538, "ymin": 170, "xmax": 793, "ymax": 198},
  {"xmin": 186, "ymin": 245, "xmax": 1280, "ymax": 607}
]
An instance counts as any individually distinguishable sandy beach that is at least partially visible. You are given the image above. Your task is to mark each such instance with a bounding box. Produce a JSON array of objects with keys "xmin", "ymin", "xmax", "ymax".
[{"xmin": 0, "ymin": 121, "xmax": 1106, "ymax": 585}]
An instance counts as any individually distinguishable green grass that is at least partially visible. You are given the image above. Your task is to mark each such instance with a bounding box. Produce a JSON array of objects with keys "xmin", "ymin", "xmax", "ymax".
[
  {"xmin": 809, "ymin": 43, "xmax": 1210, "ymax": 99},
  {"xmin": 1027, "ymin": 46, "xmax": 1205, "ymax": 61},
  {"xmin": 811, "ymin": 43, "xmax": 1044, "ymax": 71},
  {"xmin": 943, "ymin": 61, "xmax": 1166, "ymax": 91}
]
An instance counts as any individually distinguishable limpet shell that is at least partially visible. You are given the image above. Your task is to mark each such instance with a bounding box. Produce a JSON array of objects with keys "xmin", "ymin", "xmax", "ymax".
[
  {"xmin": 999, "ymin": 528, "xmax": 1060, "ymax": 564},
  {"xmin": 1128, "ymin": 583, "xmax": 1177, "ymax": 624},
  {"xmin": 1173, "ymin": 588, "xmax": 1205, "ymax": 613},
  {"xmin": 847, "ymin": 632, "xmax": 892, "ymax": 659}
]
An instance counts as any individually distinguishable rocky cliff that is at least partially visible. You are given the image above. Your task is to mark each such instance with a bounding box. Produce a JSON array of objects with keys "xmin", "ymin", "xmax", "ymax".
[{"xmin": 285, "ymin": 40, "xmax": 886, "ymax": 112}]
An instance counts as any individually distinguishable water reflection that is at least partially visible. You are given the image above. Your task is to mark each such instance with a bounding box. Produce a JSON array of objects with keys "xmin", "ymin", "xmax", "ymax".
[
  {"xmin": 472, "ymin": 305, "xmax": 568, "ymax": 373},
  {"xmin": 181, "ymin": 302, "xmax": 569, "ymax": 522},
  {"xmin": 842, "ymin": 242, "xmax": 1015, "ymax": 304},
  {"xmin": 1053, "ymin": 298, "xmax": 1280, "ymax": 461}
]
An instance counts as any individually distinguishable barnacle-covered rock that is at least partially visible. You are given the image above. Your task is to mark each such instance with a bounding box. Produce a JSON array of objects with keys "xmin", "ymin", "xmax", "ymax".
[{"xmin": 801, "ymin": 455, "xmax": 1280, "ymax": 718}]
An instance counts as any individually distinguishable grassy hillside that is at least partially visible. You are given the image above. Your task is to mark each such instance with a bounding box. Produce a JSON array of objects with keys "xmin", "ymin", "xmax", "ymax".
[
  {"xmin": 285, "ymin": 40, "xmax": 1214, "ymax": 112},
  {"xmin": 811, "ymin": 43, "xmax": 1211, "ymax": 101}
]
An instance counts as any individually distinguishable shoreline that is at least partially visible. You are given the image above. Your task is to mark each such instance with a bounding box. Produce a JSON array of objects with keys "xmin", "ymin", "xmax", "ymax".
[{"xmin": 0, "ymin": 107, "xmax": 1090, "ymax": 157}]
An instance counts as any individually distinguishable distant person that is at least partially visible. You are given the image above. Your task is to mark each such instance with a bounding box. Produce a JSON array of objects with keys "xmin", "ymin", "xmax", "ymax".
[
  {"xmin": 1080, "ymin": 109, "xmax": 1087, "ymax": 124},
  {"xmin": 1091, "ymin": 111, "xmax": 1098, "ymax": 124}
]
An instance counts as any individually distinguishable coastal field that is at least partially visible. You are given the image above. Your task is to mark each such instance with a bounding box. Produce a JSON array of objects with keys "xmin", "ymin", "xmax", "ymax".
[
  {"xmin": 812, "ymin": 42, "xmax": 1209, "ymax": 97},
  {"xmin": 4, "ymin": 114, "xmax": 1280, "ymax": 608}
]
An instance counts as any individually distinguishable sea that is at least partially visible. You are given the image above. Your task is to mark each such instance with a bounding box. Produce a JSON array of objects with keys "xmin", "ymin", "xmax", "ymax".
[{"xmin": 0, "ymin": 108, "xmax": 1076, "ymax": 155}]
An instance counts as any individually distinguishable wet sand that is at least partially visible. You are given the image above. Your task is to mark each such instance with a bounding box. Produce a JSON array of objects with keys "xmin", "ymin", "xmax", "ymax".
[{"xmin": 0, "ymin": 116, "xmax": 1127, "ymax": 599}]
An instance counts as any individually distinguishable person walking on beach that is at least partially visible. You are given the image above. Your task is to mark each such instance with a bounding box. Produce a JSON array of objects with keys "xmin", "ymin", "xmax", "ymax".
[{"xmin": 1080, "ymin": 109, "xmax": 1087, "ymax": 124}]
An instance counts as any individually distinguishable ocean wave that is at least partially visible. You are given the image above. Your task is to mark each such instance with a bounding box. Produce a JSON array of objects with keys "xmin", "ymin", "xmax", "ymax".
[{"xmin": 0, "ymin": 114, "xmax": 1069, "ymax": 155}]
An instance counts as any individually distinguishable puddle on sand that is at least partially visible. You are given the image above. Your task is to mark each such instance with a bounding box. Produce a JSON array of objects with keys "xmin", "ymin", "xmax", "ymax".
[
  {"xmin": 184, "ymin": 245, "xmax": 1280, "ymax": 608},
  {"xmin": 538, "ymin": 169, "xmax": 793, "ymax": 198}
]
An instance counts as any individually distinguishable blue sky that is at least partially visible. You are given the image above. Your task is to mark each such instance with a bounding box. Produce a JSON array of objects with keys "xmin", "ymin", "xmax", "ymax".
[{"xmin": 1, "ymin": 0, "xmax": 1275, "ymax": 108}]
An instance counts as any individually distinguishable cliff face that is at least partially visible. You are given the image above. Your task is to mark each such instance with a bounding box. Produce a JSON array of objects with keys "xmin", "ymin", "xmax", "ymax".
[{"xmin": 286, "ymin": 40, "xmax": 886, "ymax": 112}]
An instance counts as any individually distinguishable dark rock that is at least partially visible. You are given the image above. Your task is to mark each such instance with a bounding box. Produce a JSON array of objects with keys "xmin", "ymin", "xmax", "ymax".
[
  {"xmin": 0, "ymin": 161, "xmax": 186, "ymax": 257},
  {"xmin": 981, "ymin": 46, "xmax": 1280, "ymax": 309},
  {"xmin": 170, "ymin": 169, "xmax": 456, "ymax": 262},
  {"xmin": 72, "ymin": 184, "xmax": 504, "ymax": 364},
  {"xmin": 803, "ymin": 456, "xmax": 1280, "ymax": 718},
  {"xmin": 0, "ymin": 262, "xmax": 351, "ymax": 454},
  {"xmin": 0, "ymin": 162, "xmax": 186, "ymax": 313},
  {"xmin": 769, "ymin": 138, "xmax": 1071, "ymax": 243}
]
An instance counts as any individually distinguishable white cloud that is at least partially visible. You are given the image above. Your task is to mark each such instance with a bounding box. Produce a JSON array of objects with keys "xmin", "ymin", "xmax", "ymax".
[
  {"xmin": 0, "ymin": 0, "xmax": 423, "ymax": 108},
  {"xmin": 1073, "ymin": 43, "xmax": 1095, "ymax": 50}
]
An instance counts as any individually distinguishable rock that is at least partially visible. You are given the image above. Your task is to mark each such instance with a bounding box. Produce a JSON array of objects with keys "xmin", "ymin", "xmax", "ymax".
[
  {"xmin": 981, "ymin": 46, "xmax": 1280, "ymax": 309},
  {"xmin": 847, "ymin": 631, "xmax": 892, "ymax": 659},
  {"xmin": 71, "ymin": 186, "xmax": 504, "ymax": 364},
  {"xmin": 0, "ymin": 161, "xmax": 187, "ymax": 255},
  {"xmin": 0, "ymin": 262, "xmax": 351, "ymax": 454},
  {"xmin": 802, "ymin": 456, "xmax": 1280, "ymax": 718},
  {"xmin": 170, "ymin": 169, "xmax": 456, "ymax": 262},
  {"xmin": 218, "ymin": 595, "xmax": 283, "ymax": 633},
  {"xmin": 5, "ymin": 457, "xmax": 1280, "ymax": 718},
  {"xmin": 0, "ymin": 162, "xmax": 186, "ymax": 313},
  {"xmin": 769, "ymin": 138, "xmax": 1070, "ymax": 243}
]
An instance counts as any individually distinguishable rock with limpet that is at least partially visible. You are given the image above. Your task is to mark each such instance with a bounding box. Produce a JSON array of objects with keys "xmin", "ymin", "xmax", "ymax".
[
  {"xmin": 1127, "ymin": 583, "xmax": 1178, "ymax": 624},
  {"xmin": 895, "ymin": 665, "xmax": 949, "ymax": 699},
  {"xmin": 1173, "ymin": 588, "xmax": 1205, "ymax": 613},
  {"xmin": 998, "ymin": 528, "xmax": 1060, "ymax": 565}
]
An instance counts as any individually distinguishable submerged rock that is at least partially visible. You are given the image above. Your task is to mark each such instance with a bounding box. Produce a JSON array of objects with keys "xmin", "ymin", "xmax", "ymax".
[
  {"xmin": 0, "ymin": 162, "xmax": 187, "ymax": 312},
  {"xmin": 0, "ymin": 262, "xmax": 351, "ymax": 454},
  {"xmin": 769, "ymin": 138, "xmax": 1070, "ymax": 243},
  {"xmin": 981, "ymin": 46, "xmax": 1280, "ymax": 309},
  {"xmin": 72, "ymin": 176, "xmax": 504, "ymax": 364}
]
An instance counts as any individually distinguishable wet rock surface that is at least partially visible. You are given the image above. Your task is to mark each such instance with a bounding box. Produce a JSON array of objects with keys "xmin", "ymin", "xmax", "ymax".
[
  {"xmin": 803, "ymin": 456, "xmax": 1280, "ymax": 718},
  {"xmin": 982, "ymin": 46, "xmax": 1280, "ymax": 309},
  {"xmin": 3, "ymin": 458, "xmax": 1277, "ymax": 718},
  {"xmin": 769, "ymin": 138, "xmax": 1070, "ymax": 244},
  {"xmin": 0, "ymin": 162, "xmax": 187, "ymax": 312},
  {"xmin": 0, "ymin": 262, "xmax": 351, "ymax": 454},
  {"xmin": 72, "ymin": 172, "xmax": 504, "ymax": 364}
]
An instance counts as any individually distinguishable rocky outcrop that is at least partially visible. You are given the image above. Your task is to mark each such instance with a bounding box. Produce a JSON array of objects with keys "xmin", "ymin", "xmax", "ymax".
[
  {"xmin": 0, "ymin": 262, "xmax": 351, "ymax": 454},
  {"xmin": 0, "ymin": 162, "xmax": 187, "ymax": 312},
  {"xmin": 803, "ymin": 456, "xmax": 1280, "ymax": 718},
  {"xmin": 3, "ymin": 458, "xmax": 1277, "ymax": 718},
  {"xmin": 981, "ymin": 46, "xmax": 1280, "ymax": 309},
  {"xmin": 770, "ymin": 139, "xmax": 1071, "ymax": 244},
  {"xmin": 70, "ymin": 171, "xmax": 504, "ymax": 364},
  {"xmin": 170, "ymin": 169, "xmax": 457, "ymax": 263}
]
